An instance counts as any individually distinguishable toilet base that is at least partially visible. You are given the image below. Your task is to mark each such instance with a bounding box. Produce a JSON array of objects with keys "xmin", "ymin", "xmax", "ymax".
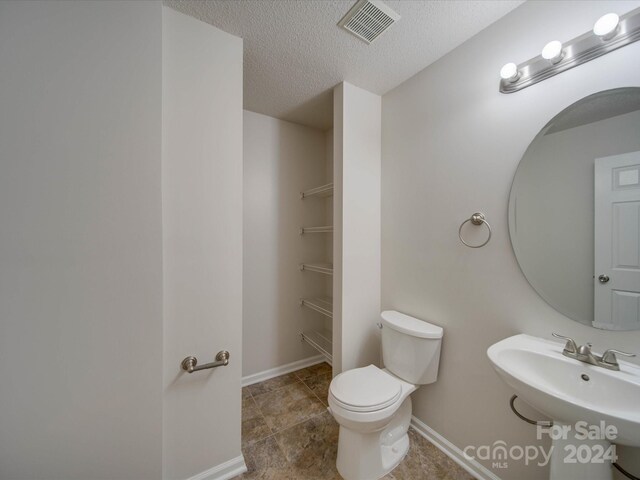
[{"xmin": 336, "ymin": 397, "xmax": 412, "ymax": 480}]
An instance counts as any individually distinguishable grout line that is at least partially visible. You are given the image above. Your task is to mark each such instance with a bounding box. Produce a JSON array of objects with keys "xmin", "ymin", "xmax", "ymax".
[
  {"xmin": 293, "ymin": 362, "xmax": 328, "ymax": 381},
  {"xmin": 244, "ymin": 367, "xmax": 331, "ymax": 448},
  {"xmin": 255, "ymin": 407, "xmax": 273, "ymax": 438},
  {"xmin": 302, "ymin": 366, "xmax": 332, "ymax": 401},
  {"xmin": 264, "ymin": 379, "xmax": 330, "ymax": 438},
  {"xmin": 242, "ymin": 368, "xmax": 338, "ymax": 476},
  {"xmin": 293, "ymin": 368, "xmax": 311, "ymax": 382},
  {"xmin": 250, "ymin": 363, "xmax": 330, "ymax": 401},
  {"xmin": 250, "ymin": 378, "xmax": 303, "ymax": 404},
  {"xmin": 242, "ymin": 386, "xmax": 275, "ymax": 448},
  {"xmin": 270, "ymin": 407, "xmax": 328, "ymax": 437},
  {"xmin": 248, "ymin": 376, "xmax": 302, "ymax": 399},
  {"xmin": 243, "ymin": 430, "xmax": 277, "ymax": 451},
  {"xmin": 271, "ymin": 409, "xmax": 329, "ymax": 459},
  {"xmin": 260, "ymin": 379, "xmax": 326, "ymax": 432},
  {"xmin": 300, "ymin": 373, "xmax": 329, "ymax": 407},
  {"xmin": 252, "ymin": 395, "xmax": 275, "ymax": 439},
  {"xmin": 249, "ymin": 381, "xmax": 301, "ymax": 404}
]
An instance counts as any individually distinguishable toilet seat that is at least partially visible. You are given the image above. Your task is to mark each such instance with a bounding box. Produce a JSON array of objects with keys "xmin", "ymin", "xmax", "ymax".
[{"xmin": 329, "ymin": 365, "xmax": 402, "ymax": 413}]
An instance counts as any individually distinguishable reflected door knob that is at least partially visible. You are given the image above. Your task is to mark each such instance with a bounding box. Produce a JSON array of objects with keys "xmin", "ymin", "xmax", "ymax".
[{"xmin": 598, "ymin": 274, "xmax": 610, "ymax": 283}]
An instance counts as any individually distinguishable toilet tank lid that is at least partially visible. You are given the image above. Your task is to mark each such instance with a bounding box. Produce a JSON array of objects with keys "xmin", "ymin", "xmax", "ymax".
[{"xmin": 381, "ymin": 310, "xmax": 443, "ymax": 339}]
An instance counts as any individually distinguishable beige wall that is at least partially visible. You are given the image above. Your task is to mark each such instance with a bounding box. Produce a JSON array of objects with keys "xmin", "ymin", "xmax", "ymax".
[
  {"xmin": 381, "ymin": 1, "xmax": 640, "ymax": 479},
  {"xmin": 0, "ymin": 4, "xmax": 244, "ymax": 478},
  {"xmin": 0, "ymin": 1, "xmax": 163, "ymax": 478},
  {"xmin": 334, "ymin": 82, "xmax": 382, "ymax": 374},
  {"xmin": 162, "ymin": 7, "xmax": 243, "ymax": 479},
  {"xmin": 243, "ymin": 111, "xmax": 329, "ymax": 376}
]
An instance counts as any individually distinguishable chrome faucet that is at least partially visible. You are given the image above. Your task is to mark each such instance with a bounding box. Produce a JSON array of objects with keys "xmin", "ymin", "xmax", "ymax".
[{"xmin": 552, "ymin": 333, "xmax": 636, "ymax": 371}]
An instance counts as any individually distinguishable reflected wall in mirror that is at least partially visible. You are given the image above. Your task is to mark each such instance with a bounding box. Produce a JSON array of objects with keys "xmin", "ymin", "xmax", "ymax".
[{"xmin": 509, "ymin": 88, "xmax": 640, "ymax": 331}]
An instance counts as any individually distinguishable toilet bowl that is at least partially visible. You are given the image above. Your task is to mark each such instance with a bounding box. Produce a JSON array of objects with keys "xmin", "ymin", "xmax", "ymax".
[
  {"xmin": 328, "ymin": 310, "xmax": 443, "ymax": 480},
  {"xmin": 329, "ymin": 365, "xmax": 417, "ymax": 479}
]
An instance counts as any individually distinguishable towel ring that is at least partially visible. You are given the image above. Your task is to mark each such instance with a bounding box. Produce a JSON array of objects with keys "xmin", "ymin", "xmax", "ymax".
[{"xmin": 458, "ymin": 212, "xmax": 492, "ymax": 248}]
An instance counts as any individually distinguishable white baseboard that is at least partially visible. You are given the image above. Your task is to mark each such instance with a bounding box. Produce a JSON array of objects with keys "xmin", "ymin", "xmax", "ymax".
[
  {"xmin": 185, "ymin": 455, "xmax": 247, "ymax": 480},
  {"xmin": 242, "ymin": 355, "xmax": 325, "ymax": 387},
  {"xmin": 410, "ymin": 416, "xmax": 501, "ymax": 480}
]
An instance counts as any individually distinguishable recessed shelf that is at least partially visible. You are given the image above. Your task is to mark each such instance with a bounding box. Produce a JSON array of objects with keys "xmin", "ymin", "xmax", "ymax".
[
  {"xmin": 300, "ymin": 182, "xmax": 334, "ymax": 199},
  {"xmin": 299, "ymin": 225, "xmax": 333, "ymax": 235},
  {"xmin": 300, "ymin": 296, "xmax": 333, "ymax": 318},
  {"xmin": 299, "ymin": 263, "xmax": 333, "ymax": 275},
  {"xmin": 301, "ymin": 329, "xmax": 332, "ymax": 363}
]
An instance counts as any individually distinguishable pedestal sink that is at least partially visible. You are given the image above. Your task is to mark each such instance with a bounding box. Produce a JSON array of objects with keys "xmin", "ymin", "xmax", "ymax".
[{"xmin": 487, "ymin": 334, "xmax": 640, "ymax": 480}]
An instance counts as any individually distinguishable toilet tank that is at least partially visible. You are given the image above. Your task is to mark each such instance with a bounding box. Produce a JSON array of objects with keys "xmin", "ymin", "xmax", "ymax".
[{"xmin": 381, "ymin": 310, "xmax": 443, "ymax": 385}]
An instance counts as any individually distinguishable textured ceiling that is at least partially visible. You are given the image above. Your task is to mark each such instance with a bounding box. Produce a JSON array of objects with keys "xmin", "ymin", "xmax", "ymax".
[{"xmin": 165, "ymin": 0, "xmax": 525, "ymax": 130}]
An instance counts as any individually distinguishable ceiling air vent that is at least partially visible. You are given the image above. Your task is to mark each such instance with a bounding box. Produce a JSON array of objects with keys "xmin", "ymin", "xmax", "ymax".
[{"xmin": 338, "ymin": 0, "xmax": 400, "ymax": 44}]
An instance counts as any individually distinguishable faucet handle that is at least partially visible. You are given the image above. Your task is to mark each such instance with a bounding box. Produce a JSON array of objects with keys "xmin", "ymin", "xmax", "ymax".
[
  {"xmin": 601, "ymin": 349, "xmax": 636, "ymax": 366},
  {"xmin": 552, "ymin": 333, "xmax": 578, "ymax": 354}
]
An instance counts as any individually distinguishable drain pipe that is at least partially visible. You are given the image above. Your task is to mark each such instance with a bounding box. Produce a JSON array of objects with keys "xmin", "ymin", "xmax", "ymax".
[
  {"xmin": 614, "ymin": 462, "xmax": 640, "ymax": 480},
  {"xmin": 509, "ymin": 395, "xmax": 638, "ymax": 480}
]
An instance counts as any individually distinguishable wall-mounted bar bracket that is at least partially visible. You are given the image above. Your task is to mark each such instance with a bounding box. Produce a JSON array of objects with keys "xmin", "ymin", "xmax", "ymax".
[{"xmin": 181, "ymin": 350, "xmax": 230, "ymax": 373}]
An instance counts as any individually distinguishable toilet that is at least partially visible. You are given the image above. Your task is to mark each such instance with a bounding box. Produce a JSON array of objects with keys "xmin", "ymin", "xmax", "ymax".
[{"xmin": 328, "ymin": 310, "xmax": 443, "ymax": 480}]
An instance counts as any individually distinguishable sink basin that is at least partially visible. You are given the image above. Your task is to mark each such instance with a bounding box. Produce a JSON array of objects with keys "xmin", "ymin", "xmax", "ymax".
[{"xmin": 488, "ymin": 334, "xmax": 640, "ymax": 448}]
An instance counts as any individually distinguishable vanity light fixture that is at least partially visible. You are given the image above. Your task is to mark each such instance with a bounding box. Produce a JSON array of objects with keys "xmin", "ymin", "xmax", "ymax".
[{"xmin": 499, "ymin": 7, "xmax": 640, "ymax": 93}]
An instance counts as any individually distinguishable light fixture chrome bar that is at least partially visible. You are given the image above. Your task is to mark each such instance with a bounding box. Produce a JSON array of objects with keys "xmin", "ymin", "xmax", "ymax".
[{"xmin": 500, "ymin": 7, "xmax": 640, "ymax": 94}]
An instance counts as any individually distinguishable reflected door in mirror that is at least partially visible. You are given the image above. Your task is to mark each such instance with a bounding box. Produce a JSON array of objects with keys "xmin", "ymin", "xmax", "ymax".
[{"xmin": 594, "ymin": 151, "xmax": 640, "ymax": 330}]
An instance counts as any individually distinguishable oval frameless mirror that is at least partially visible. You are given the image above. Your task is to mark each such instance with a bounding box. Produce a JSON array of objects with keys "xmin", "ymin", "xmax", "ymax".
[{"xmin": 509, "ymin": 87, "xmax": 640, "ymax": 330}]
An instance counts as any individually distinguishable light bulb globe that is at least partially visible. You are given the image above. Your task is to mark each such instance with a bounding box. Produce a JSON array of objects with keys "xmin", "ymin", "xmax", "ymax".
[
  {"xmin": 500, "ymin": 62, "xmax": 519, "ymax": 81},
  {"xmin": 541, "ymin": 40, "xmax": 563, "ymax": 63},
  {"xmin": 593, "ymin": 13, "xmax": 620, "ymax": 38}
]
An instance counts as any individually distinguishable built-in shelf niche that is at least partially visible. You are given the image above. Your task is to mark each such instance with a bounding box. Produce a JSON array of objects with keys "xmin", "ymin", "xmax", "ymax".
[{"xmin": 299, "ymin": 162, "xmax": 333, "ymax": 363}]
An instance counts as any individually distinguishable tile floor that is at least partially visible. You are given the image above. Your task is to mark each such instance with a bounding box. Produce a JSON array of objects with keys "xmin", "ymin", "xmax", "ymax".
[{"xmin": 236, "ymin": 362, "xmax": 475, "ymax": 479}]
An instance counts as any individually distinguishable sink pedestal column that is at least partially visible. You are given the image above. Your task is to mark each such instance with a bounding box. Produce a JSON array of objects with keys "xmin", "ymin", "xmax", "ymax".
[{"xmin": 549, "ymin": 422, "xmax": 612, "ymax": 480}]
